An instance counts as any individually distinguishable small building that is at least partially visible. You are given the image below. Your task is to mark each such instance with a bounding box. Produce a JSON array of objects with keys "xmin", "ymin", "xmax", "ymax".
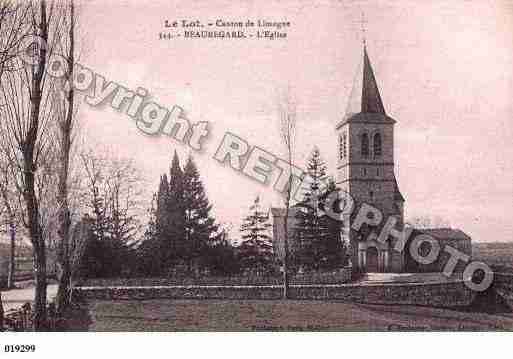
[{"xmin": 403, "ymin": 228, "xmax": 472, "ymax": 273}]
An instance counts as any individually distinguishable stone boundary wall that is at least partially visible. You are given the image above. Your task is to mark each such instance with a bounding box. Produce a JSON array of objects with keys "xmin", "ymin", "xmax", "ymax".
[
  {"xmin": 79, "ymin": 267, "xmax": 353, "ymax": 287},
  {"xmin": 493, "ymin": 272, "xmax": 513, "ymax": 287},
  {"xmin": 492, "ymin": 272, "xmax": 513, "ymax": 310},
  {"xmin": 73, "ymin": 280, "xmax": 475, "ymax": 308}
]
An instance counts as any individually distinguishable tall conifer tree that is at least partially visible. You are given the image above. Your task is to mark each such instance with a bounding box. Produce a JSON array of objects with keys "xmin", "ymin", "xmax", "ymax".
[
  {"xmin": 239, "ymin": 196, "xmax": 273, "ymax": 272},
  {"xmin": 156, "ymin": 174, "xmax": 170, "ymax": 233},
  {"xmin": 182, "ymin": 156, "xmax": 217, "ymax": 270},
  {"xmin": 137, "ymin": 194, "xmax": 162, "ymax": 275},
  {"xmin": 140, "ymin": 152, "xmax": 220, "ymax": 274},
  {"xmin": 294, "ymin": 148, "xmax": 331, "ymax": 270},
  {"xmin": 318, "ymin": 178, "xmax": 346, "ymax": 269},
  {"xmin": 163, "ymin": 151, "xmax": 186, "ymax": 267}
]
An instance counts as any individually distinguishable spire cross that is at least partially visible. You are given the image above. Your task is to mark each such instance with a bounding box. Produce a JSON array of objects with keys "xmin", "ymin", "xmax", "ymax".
[{"xmin": 361, "ymin": 11, "xmax": 367, "ymax": 46}]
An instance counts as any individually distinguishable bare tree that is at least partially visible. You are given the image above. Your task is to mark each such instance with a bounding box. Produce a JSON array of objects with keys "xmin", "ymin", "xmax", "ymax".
[
  {"xmin": 0, "ymin": 1, "xmax": 29, "ymax": 81},
  {"xmin": 105, "ymin": 157, "xmax": 144, "ymax": 247},
  {"xmin": 79, "ymin": 149, "xmax": 145, "ymax": 274},
  {"xmin": 67, "ymin": 215, "xmax": 92, "ymax": 288},
  {"xmin": 0, "ymin": 1, "xmax": 31, "ymax": 293},
  {"xmin": 0, "ymin": 0, "xmax": 69, "ymax": 330},
  {"xmin": 0, "ymin": 1, "xmax": 28, "ymax": 319},
  {"xmin": 0, "ymin": 153, "xmax": 22, "ymax": 289},
  {"xmin": 277, "ymin": 89, "xmax": 297, "ymax": 299},
  {"xmin": 54, "ymin": 0, "xmax": 76, "ymax": 313},
  {"xmin": 79, "ymin": 149, "xmax": 109, "ymax": 241}
]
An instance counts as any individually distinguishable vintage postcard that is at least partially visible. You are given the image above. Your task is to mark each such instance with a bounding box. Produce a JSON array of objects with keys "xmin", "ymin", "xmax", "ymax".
[{"xmin": 0, "ymin": 0, "xmax": 512, "ymax": 349}]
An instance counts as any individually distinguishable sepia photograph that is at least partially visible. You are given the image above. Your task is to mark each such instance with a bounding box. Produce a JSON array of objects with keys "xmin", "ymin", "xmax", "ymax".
[{"xmin": 0, "ymin": 0, "xmax": 512, "ymax": 355}]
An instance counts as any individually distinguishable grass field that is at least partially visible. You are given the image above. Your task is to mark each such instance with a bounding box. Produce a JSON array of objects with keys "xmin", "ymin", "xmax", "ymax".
[{"xmin": 77, "ymin": 299, "xmax": 513, "ymax": 331}]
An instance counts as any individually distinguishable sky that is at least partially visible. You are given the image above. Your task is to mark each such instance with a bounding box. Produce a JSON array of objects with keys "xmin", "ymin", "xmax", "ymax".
[{"xmin": 74, "ymin": 0, "xmax": 513, "ymax": 243}]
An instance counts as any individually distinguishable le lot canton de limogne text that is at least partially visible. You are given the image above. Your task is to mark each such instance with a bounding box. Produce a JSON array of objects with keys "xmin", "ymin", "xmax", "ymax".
[{"xmin": 175, "ymin": 19, "xmax": 290, "ymax": 39}]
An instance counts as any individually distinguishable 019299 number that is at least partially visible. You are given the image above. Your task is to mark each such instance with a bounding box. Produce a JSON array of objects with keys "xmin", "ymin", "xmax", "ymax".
[{"xmin": 4, "ymin": 345, "xmax": 36, "ymax": 353}]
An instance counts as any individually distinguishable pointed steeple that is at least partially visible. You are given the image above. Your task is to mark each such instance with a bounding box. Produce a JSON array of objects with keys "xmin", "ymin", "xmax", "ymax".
[{"xmin": 345, "ymin": 46, "xmax": 386, "ymax": 117}]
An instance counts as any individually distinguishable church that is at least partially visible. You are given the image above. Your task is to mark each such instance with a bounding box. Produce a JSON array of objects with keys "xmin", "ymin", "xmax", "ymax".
[
  {"xmin": 272, "ymin": 44, "xmax": 472, "ymax": 274},
  {"xmin": 335, "ymin": 44, "xmax": 406, "ymax": 273}
]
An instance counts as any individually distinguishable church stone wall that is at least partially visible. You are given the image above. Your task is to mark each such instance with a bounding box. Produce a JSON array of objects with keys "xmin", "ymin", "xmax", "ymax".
[
  {"xmin": 389, "ymin": 244, "xmax": 405, "ymax": 272},
  {"xmin": 347, "ymin": 181, "xmax": 398, "ymax": 217},
  {"xmin": 336, "ymin": 119, "xmax": 401, "ymax": 218},
  {"xmin": 346, "ymin": 122, "xmax": 394, "ymax": 165}
]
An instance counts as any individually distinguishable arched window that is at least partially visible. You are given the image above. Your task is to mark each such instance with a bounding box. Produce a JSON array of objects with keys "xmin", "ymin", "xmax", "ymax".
[
  {"xmin": 373, "ymin": 133, "xmax": 382, "ymax": 157},
  {"xmin": 339, "ymin": 133, "xmax": 347, "ymax": 159},
  {"xmin": 361, "ymin": 133, "xmax": 369, "ymax": 158}
]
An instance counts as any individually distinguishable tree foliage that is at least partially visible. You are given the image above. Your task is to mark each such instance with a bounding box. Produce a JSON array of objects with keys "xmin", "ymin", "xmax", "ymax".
[
  {"xmin": 138, "ymin": 152, "xmax": 220, "ymax": 276},
  {"xmin": 294, "ymin": 148, "xmax": 346, "ymax": 271},
  {"xmin": 182, "ymin": 156, "xmax": 217, "ymax": 267},
  {"xmin": 239, "ymin": 196, "xmax": 273, "ymax": 273}
]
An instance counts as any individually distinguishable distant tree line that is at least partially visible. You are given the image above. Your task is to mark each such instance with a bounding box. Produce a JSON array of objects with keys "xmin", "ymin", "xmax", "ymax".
[
  {"xmin": 77, "ymin": 148, "xmax": 348, "ymax": 279},
  {"xmin": 78, "ymin": 149, "xmax": 348, "ymax": 279}
]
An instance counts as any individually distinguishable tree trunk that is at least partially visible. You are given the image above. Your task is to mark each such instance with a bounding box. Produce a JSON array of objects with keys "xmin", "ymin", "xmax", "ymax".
[
  {"xmin": 282, "ymin": 147, "xmax": 293, "ymax": 300},
  {"xmin": 24, "ymin": 0, "xmax": 48, "ymax": 332},
  {"xmin": 56, "ymin": 263, "xmax": 70, "ymax": 312},
  {"xmin": 33, "ymin": 242, "xmax": 47, "ymax": 330},
  {"xmin": 57, "ymin": 0, "xmax": 75, "ymax": 313},
  {"xmin": 282, "ymin": 178, "xmax": 291, "ymax": 300},
  {"xmin": 25, "ymin": 166, "xmax": 47, "ymax": 330},
  {"xmin": 0, "ymin": 291, "xmax": 4, "ymax": 330},
  {"xmin": 7, "ymin": 220, "xmax": 15, "ymax": 289},
  {"xmin": 282, "ymin": 211, "xmax": 290, "ymax": 299},
  {"xmin": 55, "ymin": 202, "xmax": 71, "ymax": 314},
  {"xmin": 57, "ymin": 0, "xmax": 75, "ymax": 314}
]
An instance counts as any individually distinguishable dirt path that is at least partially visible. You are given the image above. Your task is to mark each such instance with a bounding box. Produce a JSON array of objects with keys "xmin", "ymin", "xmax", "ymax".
[{"xmin": 1, "ymin": 284, "xmax": 58, "ymax": 312}]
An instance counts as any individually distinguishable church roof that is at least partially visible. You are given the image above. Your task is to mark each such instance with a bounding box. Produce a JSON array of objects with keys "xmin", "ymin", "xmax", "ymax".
[
  {"xmin": 393, "ymin": 176, "xmax": 405, "ymax": 202},
  {"xmin": 338, "ymin": 46, "xmax": 395, "ymax": 128},
  {"xmin": 347, "ymin": 46, "xmax": 385, "ymax": 115}
]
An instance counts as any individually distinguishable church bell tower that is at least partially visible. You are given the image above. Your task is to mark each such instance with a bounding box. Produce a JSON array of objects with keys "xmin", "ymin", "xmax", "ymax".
[{"xmin": 336, "ymin": 45, "xmax": 405, "ymax": 273}]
